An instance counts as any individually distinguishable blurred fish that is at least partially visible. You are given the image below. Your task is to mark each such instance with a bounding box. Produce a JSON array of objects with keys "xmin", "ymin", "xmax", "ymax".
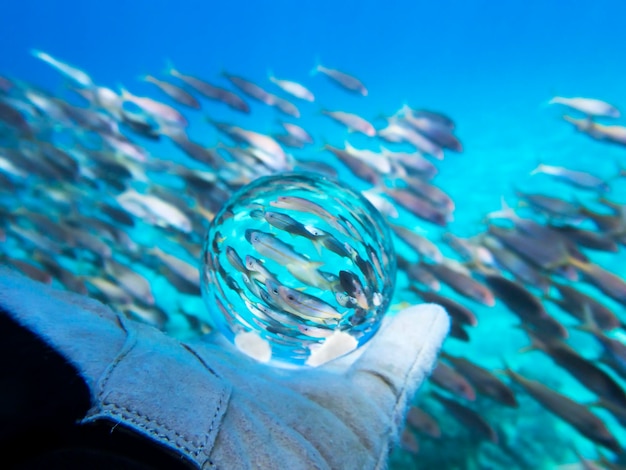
[
  {"xmin": 577, "ymin": 312, "xmax": 626, "ymax": 381},
  {"xmin": 398, "ymin": 105, "xmax": 463, "ymax": 152},
  {"xmin": 389, "ymin": 223, "xmax": 443, "ymax": 262},
  {"xmin": 279, "ymin": 121, "xmax": 313, "ymax": 144},
  {"xmin": 563, "ymin": 116, "xmax": 626, "ymax": 148},
  {"xmin": 431, "ymin": 391, "xmax": 498, "ymax": 444},
  {"xmin": 384, "ymin": 187, "xmax": 450, "ymax": 226},
  {"xmin": 405, "ymin": 406, "xmax": 441, "ymax": 439},
  {"xmin": 441, "ymin": 352, "xmax": 518, "ymax": 407},
  {"xmin": 273, "ymin": 96, "xmax": 300, "ymax": 118},
  {"xmin": 423, "ymin": 261, "xmax": 495, "ymax": 306},
  {"xmin": 322, "ymin": 110, "xmax": 375, "ymax": 136},
  {"xmin": 120, "ymin": 87, "xmax": 187, "ymax": 128},
  {"xmin": 380, "ymin": 147, "xmax": 438, "ymax": 180},
  {"xmin": 116, "ymin": 188, "xmax": 192, "ymax": 233},
  {"xmin": 400, "ymin": 429, "xmax": 420, "ymax": 456},
  {"xmin": 408, "ymin": 286, "xmax": 477, "ymax": 326},
  {"xmin": 547, "ymin": 280, "xmax": 621, "ymax": 331},
  {"xmin": 515, "ymin": 189, "xmax": 581, "ymax": 220},
  {"xmin": 269, "ymin": 73, "xmax": 314, "ymax": 101},
  {"xmin": 4, "ymin": 257, "xmax": 52, "ymax": 285},
  {"xmin": 223, "ymin": 71, "xmax": 277, "ymax": 106},
  {"xmin": 485, "ymin": 274, "xmax": 568, "ymax": 339},
  {"xmin": 569, "ymin": 257, "xmax": 626, "ymax": 306},
  {"xmin": 378, "ymin": 118, "xmax": 444, "ymax": 159},
  {"xmin": 522, "ymin": 328, "xmax": 626, "ymax": 411},
  {"xmin": 323, "ymin": 144, "xmax": 382, "ymax": 185},
  {"xmin": 531, "ymin": 164, "xmax": 610, "ymax": 192},
  {"xmin": 84, "ymin": 276, "xmax": 133, "ymax": 305},
  {"xmin": 312, "ymin": 64, "xmax": 367, "ymax": 96},
  {"xmin": 31, "ymin": 49, "xmax": 93, "ymax": 88},
  {"xmin": 397, "ymin": 256, "xmax": 441, "ymax": 291},
  {"xmin": 442, "ymin": 232, "xmax": 495, "ymax": 267},
  {"xmin": 481, "ymin": 235, "xmax": 551, "ymax": 292},
  {"xmin": 166, "ymin": 65, "xmax": 250, "ymax": 113},
  {"xmin": 430, "ymin": 360, "xmax": 476, "ymax": 401},
  {"xmin": 104, "ymin": 258, "xmax": 155, "ymax": 306},
  {"xmin": 549, "ymin": 96, "xmax": 620, "ymax": 118},
  {"xmin": 141, "ymin": 74, "xmax": 201, "ymax": 109},
  {"xmin": 549, "ymin": 224, "xmax": 619, "ymax": 253},
  {"xmin": 505, "ymin": 367, "xmax": 621, "ymax": 453}
]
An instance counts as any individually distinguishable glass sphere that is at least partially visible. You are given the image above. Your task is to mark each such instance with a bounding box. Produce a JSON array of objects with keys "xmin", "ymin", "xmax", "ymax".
[{"xmin": 201, "ymin": 172, "xmax": 396, "ymax": 367}]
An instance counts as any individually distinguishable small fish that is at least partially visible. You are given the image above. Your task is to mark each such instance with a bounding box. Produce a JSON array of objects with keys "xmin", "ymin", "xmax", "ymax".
[
  {"xmin": 505, "ymin": 367, "xmax": 621, "ymax": 453},
  {"xmin": 141, "ymin": 75, "xmax": 201, "ymax": 109},
  {"xmin": 485, "ymin": 274, "xmax": 568, "ymax": 339},
  {"xmin": 324, "ymin": 144, "xmax": 382, "ymax": 185},
  {"xmin": 441, "ymin": 353, "xmax": 518, "ymax": 407},
  {"xmin": 225, "ymin": 246, "xmax": 249, "ymax": 275},
  {"xmin": 279, "ymin": 122, "xmax": 314, "ymax": 144},
  {"xmin": 378, "ymin": 119, "xmax": 444, "ymax": 159},
  {"xmin": 31, "ymin": 49, "xmax": 93, "ymax": 88},
  {"xmin": 269, "ymin": 73, "xmax": 314, "ymax": 101},
  {"xmin": 116, "ymin": 189, "xmax": 192, "ymax": 233},
  {"xmin": 522, "ymin": 328, "xmax": 626, "ymax": 411},
  {"xmin": 273, "ymin": 96, "xmax": 300, "ymax": 118},
  {"xmin": 430, "ymin": 360, "xmax": 476, "ymax": 401},
  {"xmin": 120, "ymin": 87, "xmax": 188, "ymax": 127},
  {"xmin": 563, "ymin": 116, "xmax": 626, "ymax": 148},
  {"xmin": 397, "ymin": 256, "xmax": 441, "ymax": 291},
  {"xmin": 313, "ymin": 64, "xmax": 368, "ymax": 96},
  {"xmin": 245, "ymin": 229, "xmax": 309, "ymax": 266},
  {"xmin": 384, "ymin": 187, "xmax": 450, "ymax": 227},
  {"xmin": 389, "ymin": 223, "xmax": 443, "ymax": 262},
  {"xmin": 167, "ymin": 65, "xmax": 250, "ymax": 113},
  {"xmin": 339, "ymin": 270, "xmax": 369, "ymax": 310},
  {"xmin": 405, "ymin": 406, "xmax": 441, "ymax": 439},
  {"xmin": 431, "ymin": 392, "xmax": 498, "ymax": 444},
  {"xmin": 515, "ymin": 190, "xmax": 581, "ymax": 220},
  {"xmin": 271, "ymin": 280, "xmax": 342, "ymax": 322},
  {"xmin": 104, "ymin": 258, "xmax": 154, "ymax": 306},
  {"xmin": 569, "ymin": 257, "xmax": 626, "ymax": 306},
  {"xmin": 549, "ymin": 96, "xmax": 620, "ymax": 118},
  {"xmin": 424, "ymin": 261, "xmax": 495, "ymax": 307},
  {"xmin": 531, "ymin": 164, "xmax": 609, "ymax": 192},
  {"xmin": 577, "ymin": 312, "xmax": 626, "ymax": 381},
  {"xmin": 548, "ymin": 280, "xmax": 621, "ymax": 331},
  {"xmin": 223, "ymin": 71, "xmax": 277, "ymax": 105},
  {"xmin": 322, "ymin": 110, "xmax": 376, "ymax": 136},
  {"xmin": 408, "ymin": 286, "xmax": 477, "ymax": 327}
]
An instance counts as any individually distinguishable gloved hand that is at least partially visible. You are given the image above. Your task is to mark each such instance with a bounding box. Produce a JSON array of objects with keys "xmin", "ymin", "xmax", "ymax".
[{"xmin": 0, "ymin": 266, "xmax": 449, "ymax": 469}]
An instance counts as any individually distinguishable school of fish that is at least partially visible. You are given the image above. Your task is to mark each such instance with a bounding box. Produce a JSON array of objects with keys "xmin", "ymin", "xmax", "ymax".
[{"xmin": 1, "ymin": 50, "xmax": 626, "ymax": 469}]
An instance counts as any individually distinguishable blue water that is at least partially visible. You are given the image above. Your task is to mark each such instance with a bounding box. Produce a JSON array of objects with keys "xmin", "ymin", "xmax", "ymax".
[{"xmin": 3, "ymin": 1, "xmax": 626, "ymax": 468}]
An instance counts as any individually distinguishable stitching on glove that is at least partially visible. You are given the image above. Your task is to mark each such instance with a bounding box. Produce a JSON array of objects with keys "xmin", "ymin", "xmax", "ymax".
[
  {"xmin": 375, "ymin": 311, "xmax": 440, "ymax": 469},
  {"xmin": 93, "ymin": 316, "xmax": 224, "ymax": 467}
]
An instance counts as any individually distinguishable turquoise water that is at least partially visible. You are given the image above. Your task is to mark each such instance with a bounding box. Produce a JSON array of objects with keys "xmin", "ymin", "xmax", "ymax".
[{"xmin": 2, "ymin": 1, "xmax": 626, "ymax": 468}]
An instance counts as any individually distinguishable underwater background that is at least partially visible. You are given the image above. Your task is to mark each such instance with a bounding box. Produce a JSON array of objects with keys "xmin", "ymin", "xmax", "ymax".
[{"xmin": 2, "ymin": 0, "xmax": 626, "ymax": 468}]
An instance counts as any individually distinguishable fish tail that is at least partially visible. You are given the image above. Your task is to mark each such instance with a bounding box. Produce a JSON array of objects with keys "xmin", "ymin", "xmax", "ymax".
[
  {"xmin": 267, "ymin": 68, "xmax": 275, "ymax": 81},
  {"xmin": 309, "ymin": 56, "xmax": 322, "ymax": 76},
  {"xmin": 163, "ymin": 58, "xmax": 178, "ymax": 77},
  {"xmin": 529, "ymin": 162, "xmax": 546, "ymax": 176}
]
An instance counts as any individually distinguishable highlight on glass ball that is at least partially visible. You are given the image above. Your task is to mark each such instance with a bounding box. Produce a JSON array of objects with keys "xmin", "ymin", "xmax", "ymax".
[{"xmin": 201, "ymin": 172, "xmax": 396, "ymax": 367}]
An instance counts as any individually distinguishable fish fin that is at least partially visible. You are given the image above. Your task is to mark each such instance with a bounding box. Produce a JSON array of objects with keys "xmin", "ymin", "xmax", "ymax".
[
  {"xmin": 529, "ymin": 162, "xmax": 545, "ymax": 176},
  {"xmin": 267, "ymin": 68, "xmax": 276, "ymax": 82},
  {"xmin": 163, "ymin": 58, "xmax": 178, "ymax": 77},
  {"xmin": 138, "ymin": 74, "xmax": 154, "ymax": 83},
  {"xmin": 309, "ymin": 56, "xmax": 321, "ymax": 76},
  {"xmin": 573, "ymin": 304, "xmax": 602, "ymax": 335}
]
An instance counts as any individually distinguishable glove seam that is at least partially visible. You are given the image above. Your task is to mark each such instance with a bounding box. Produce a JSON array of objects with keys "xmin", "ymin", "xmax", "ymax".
[
  {"xmin": 93, "ymin": 315, "xmax": 223, "ymax": 467},
  {"xmin": 375, "ymin": 311, "xmax": 440, "ymax": 469}
]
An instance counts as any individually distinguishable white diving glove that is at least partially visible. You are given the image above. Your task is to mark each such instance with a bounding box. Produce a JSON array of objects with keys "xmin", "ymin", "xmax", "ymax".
[{"xmin": 0, "ymin": 266, "xmax": 449, "ymax": 469}]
